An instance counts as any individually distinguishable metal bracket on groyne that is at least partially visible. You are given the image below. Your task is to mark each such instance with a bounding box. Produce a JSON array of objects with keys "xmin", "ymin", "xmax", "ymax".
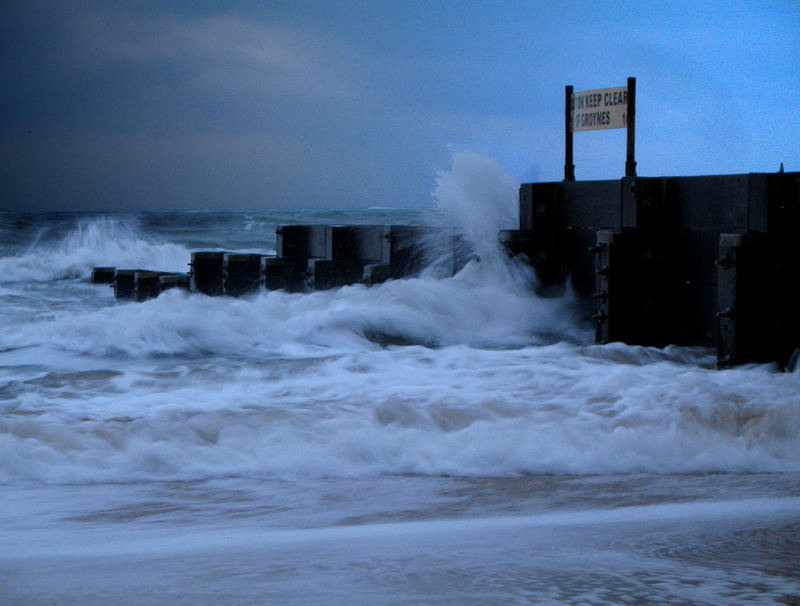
[
  {"xmin": 92, "ymin": 224, "xmax": 471, "ymax": 300},
  {"xmin": 499, "ymin": 170, "xmax": 800, "ymax": 368}
]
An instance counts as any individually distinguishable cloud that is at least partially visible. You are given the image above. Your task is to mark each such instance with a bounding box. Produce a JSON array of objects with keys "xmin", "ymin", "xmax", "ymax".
[
  {"xmin": 1, "ymin": 1, "xmax": 797, "ymax": 211},
  {"xmin": 65, "ymin": 10, "xmax": 362, "ymax": 103}
]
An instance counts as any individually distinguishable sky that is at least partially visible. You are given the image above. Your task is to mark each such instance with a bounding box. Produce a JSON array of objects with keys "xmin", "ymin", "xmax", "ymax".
[{"xmin": 1, "ymin": 1, "xmax": 798, "ymax": 211}]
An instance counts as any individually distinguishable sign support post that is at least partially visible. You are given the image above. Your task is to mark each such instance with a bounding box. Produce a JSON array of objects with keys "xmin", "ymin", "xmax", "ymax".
[
  {"xmin": 625, "ymin": 76, "xmax": 636, "ymax": 177},
  {"xmin": 566, "ymin": 76, "xmax": 637, "ymax": 179},
  {"xmin": 564, "ymin": 85, "xmax": 575, "ymax": 181}
]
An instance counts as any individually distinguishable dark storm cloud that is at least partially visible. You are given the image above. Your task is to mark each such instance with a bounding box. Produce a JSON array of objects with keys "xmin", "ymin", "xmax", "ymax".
[
  {"xmin": 2, "ymin": 2, "xmax": 435, "ymax": 210},
  {"xmin": 1, "ymin": 1, "xmax": 798, "ymax": 211}
]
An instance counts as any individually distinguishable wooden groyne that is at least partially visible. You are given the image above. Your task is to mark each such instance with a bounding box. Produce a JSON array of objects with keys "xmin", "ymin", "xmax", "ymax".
[
  {"xmin": 91, "ymin": 170, "xmax": 799, "ymax": 368},
  {"xmin": 92, "ymin": 223, "xmax": 470, "ymax": 299},
  {"xmin": 499, "ymin": 170, "xmax": 800, "ymax": 368}
]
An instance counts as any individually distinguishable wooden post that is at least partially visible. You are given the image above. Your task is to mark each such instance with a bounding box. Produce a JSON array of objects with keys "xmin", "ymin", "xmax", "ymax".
[
  {"xmin": 625, "ymin": 76, "xmax": 637, "ymax": 177},
  {"xmin": 564, "ymin": 85, "xmax": 575, "ymax": 181}
]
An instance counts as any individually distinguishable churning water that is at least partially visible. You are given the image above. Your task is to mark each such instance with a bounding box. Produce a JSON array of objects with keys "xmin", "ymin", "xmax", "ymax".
[{"xmin": 2, "ymin": 153, "xmax": 799, "ymax": 604}]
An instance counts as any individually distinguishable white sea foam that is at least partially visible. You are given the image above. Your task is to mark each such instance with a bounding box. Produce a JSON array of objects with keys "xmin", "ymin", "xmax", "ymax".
[
  {"xmin": 2, "ymin": 325, "xmax": 799, "ymax": 484},
  {"xmin": 0, "ymin": 217, "xmax": 189, "ymax": 283},
  {"xmin": 2, "ymin": 154, "xmax": 799, "ymax": 485},
  {"xmin": 0, "ymin": 244, "xmax": 586, "ymax": 360}
]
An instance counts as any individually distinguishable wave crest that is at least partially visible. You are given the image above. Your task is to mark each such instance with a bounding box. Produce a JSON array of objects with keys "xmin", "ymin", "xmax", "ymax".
[{"xmin": 0, "ymin": 218, "xmax": 189, "ymax": 283}]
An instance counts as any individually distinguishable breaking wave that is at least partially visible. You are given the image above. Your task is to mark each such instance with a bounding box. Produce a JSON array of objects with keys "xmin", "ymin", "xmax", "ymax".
[{"xmin": 0, "ymin": 217, "xmax": 189, "ymax": 283}]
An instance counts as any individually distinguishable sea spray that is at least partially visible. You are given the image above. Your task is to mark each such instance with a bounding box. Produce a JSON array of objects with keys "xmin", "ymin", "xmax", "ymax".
[
  {"xmin": 0, "ymin": 260, "xmax": 588, "ymax": 361},
  {"xmin": 0, "ymin": 217, "xmax": 189, "ymax": 283},
  {"xmin": 432, "ymin": 150, "xmax": 518, "ymax": 262},
  {"xmin": 427, "ymin": 150, "xmax": 551, "ymax": 302}
]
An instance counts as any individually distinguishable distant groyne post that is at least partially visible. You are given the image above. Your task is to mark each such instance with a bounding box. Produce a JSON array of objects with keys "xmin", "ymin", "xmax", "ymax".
[
  {"xmin": 222, "ymin": 253, "xmax": 263, "ymax": 296},
  {"xmin": 190, "ymin": 252, "xmax": 227, "ymax": 296},
  {"xmin": 112, "ymin": 269, "xmax": 138, "ymax": 299}
]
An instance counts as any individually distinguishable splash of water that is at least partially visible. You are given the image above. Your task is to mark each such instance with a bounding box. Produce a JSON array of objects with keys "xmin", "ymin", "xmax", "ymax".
[
  {"xmin": 0, "ymin": 217, "xmax": 189, "ymax": 283},
  {"xmin": 432, "ymin": 151, "xmax": 518, "ymax": 262}
]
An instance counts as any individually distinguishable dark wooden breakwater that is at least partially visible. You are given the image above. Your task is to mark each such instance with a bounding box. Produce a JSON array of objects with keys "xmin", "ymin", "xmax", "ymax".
[
  {"xmin": 499, "ymin": 170, "xmax": 800, "ymax": 368},
  {"xmin": 92, "ymin": 223, "xmax": 470, "ymax": 299},
  {"xmin": 91, "ymin": 170, "xmax": 799, "ymax": 368}
]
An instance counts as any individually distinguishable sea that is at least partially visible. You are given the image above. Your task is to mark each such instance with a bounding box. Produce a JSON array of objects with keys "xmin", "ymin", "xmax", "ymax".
[{"xmin": 2, "ymin": 158, "xmax": 800, "ymax": 604}]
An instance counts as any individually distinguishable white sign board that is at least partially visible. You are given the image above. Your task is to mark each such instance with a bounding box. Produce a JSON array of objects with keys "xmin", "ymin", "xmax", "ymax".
[{"xmin": 571, "ymin": 86, "xmax": 628, "ymax": 132}]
